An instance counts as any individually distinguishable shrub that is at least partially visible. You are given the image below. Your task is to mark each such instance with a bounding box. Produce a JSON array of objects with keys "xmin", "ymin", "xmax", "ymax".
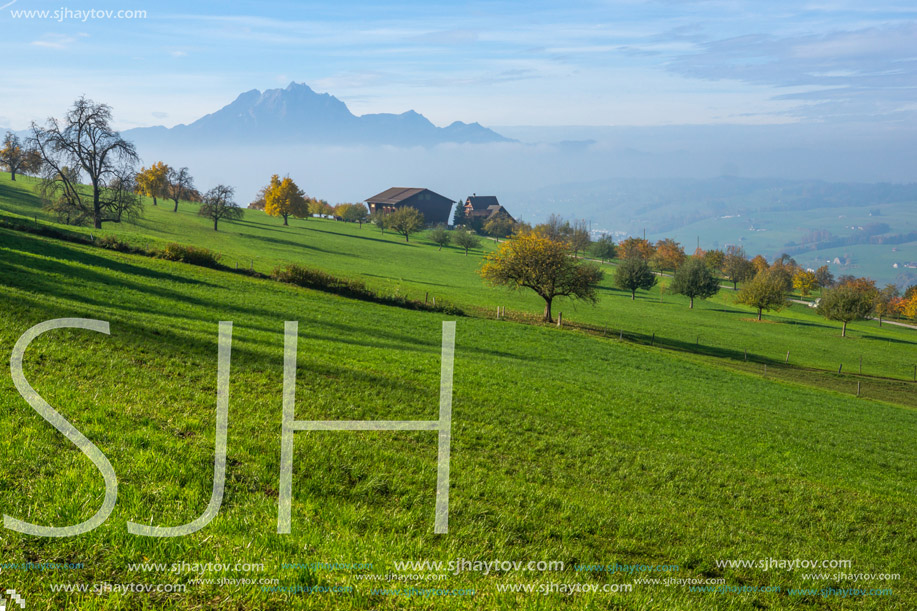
[
  {"xmin": 157, "ymin": 243, "xmax": 222, "ymax": 268},
  {"xmin": 97, "ymin": 235, "xmax": 137, "ymax": 253}
]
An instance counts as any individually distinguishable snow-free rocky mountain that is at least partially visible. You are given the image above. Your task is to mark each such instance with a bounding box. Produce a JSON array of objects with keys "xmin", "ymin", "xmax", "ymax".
[{"xmin": 124, "ymin": 82, "xmax": 511, "ymax": 147}]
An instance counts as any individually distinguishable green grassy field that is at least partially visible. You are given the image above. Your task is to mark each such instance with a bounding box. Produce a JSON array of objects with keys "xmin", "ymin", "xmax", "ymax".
[
  {"xmin": 1, "ymin": 173, "xmax": 916, "ymax": 609},
  {"xmin": 2, "ymin": 172, "xmax": 914, "ymax": 386}
]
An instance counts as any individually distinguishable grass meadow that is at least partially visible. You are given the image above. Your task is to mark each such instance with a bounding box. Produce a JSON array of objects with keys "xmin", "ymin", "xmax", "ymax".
[{"xmin": 1, "ymin": 172, "xmax": 916, "ymax": 609}]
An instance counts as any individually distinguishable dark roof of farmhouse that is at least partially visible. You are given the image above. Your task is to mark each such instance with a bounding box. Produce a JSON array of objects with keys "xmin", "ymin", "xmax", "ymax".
[
  {"xmin": 466, "ymin": 195, "xmax": 500, "ymax": 210},
  {"xmin": 366, "ymin": 187, "xmax": 427, "ymax": 204}
]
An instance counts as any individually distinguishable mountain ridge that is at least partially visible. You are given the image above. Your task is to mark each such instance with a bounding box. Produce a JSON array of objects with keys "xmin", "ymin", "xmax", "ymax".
[{"xmin": 124, "ymin": 82, "xmax": 511, "ymax": 147}]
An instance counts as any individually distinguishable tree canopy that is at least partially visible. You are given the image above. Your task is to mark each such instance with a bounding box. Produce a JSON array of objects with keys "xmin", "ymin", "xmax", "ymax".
[
  {"xmin": 736, "ymin": 269, "xmax": 789, "ymax": 320},
  {"xmin": 263, "ymin": 174, "xmax": 308, "ymax": 225},
  {"xmin": 670, "ymin": 257, "xmax": 720, "ymax": 308},
  {"xmin": 614, "ymin": 256, "xmax": 657, "ymax": 300},
  {"xmin": 387, "ymin": 206, "xmax": 425, "ymax": 242},
  {"xmin": 817, "ymin": 283, "xmax": 875, "ymax": 336},
  {"xmin": 480, "ymin": 232, "xmax": 603, "ymax": 322}
]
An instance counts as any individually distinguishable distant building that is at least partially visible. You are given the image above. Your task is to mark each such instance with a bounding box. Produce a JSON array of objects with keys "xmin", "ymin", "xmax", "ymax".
[
  {"xmin": 365, "ymin": 187, "xmax": 454, "ymax": 225},
  {"xmin": 464, "ymin": 194, "xmax": 515, "ymax": 223}
]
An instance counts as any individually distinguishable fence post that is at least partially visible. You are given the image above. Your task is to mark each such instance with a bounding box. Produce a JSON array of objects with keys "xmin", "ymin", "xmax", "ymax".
[
  {"xmin": 619, "ymin": 329, "xmax": 623, "ymax": 340},
  {"xmin": 857, "ymin": 381, "xmax": 861, "ymax": 397},
  {"xmin": 785, "ymin": 351, "xmax": 789, "ymax": 365},
  {"xmin": 744, "ymin": 348, "xmax": 747, "ymax": 361},
  {"xmin": 425, "ymin": 292, "xmax": 429, "ymax": 305},
  {"xmin": 838, "ymin": 364, "xmax": 843, "ymax": 374},
  {"xmin": 651, "ymin": 332, "xmax": 655, "ymax": 346},
  {"xmin": 557, "ymin": 312, "xmax": 562, "ymax": 327},
  {"xmin": 603, "ymin": 324, "xmax": 607, "ymax": 337}
]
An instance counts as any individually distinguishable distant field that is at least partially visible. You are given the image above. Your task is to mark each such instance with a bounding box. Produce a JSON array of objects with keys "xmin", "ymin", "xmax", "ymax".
[
  {"xmin": 3, "ymin": 225, "xmax": 917, "ymax": 610},
  {"xmin": 657, "ymin": 201, "xmax": 917, "ymax": 287}
]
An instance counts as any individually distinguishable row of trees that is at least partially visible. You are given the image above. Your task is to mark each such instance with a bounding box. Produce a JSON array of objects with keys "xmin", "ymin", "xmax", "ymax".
[
  {"xmin": 135, "ymin": 162, "xmax": 197, "ymax": 212},
  {"xmin": 6, "ymin": 98, "xmax": 245, "ymax": 231},
  {"xmin": 478, "ymin": 219, "xmax": 917, "ymax": 335}
]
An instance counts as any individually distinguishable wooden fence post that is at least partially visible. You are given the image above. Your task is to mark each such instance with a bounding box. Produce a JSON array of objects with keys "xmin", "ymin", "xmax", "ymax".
[
  {"xmin": 785, "ymin": 351, "xmax": 790, "ymax": 364},
  {"xmin": 557, "ymin": 312, "xmax": 563, "ymax": 327}
]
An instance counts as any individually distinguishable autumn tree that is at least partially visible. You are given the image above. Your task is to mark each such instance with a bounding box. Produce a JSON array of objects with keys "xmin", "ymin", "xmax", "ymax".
[
  {"xmin": 670, "ymin": 257, "xmax": 720, "ymax": 308},
  {"xmin": 0, "ymin": 131, "xmax": 27, "ymax": 181},
  {"xmin": 768, "ymin": 264, "xmax": 794, "ymax": 292},
  {"xmin": 136, "ymin": 161, "xmax": 169, "ymax": 206},
  {"xmin": 263, "ymin": 174, "xmax": 308, "ymax": 225},
  {"xmin": 736, "ymin": 270, "xmax": 788, "ymax": 321},
  {"xmin": 429, "ymin": 225, "xmax": 451, "ymax": 250},
  {"xmin": 652, "ymin": 238, "xmax": 686, "ymax": 272},
  {"xmin": 483, "ymin": 214, "xmax": 515, "ymax": 239},
  {"xmin": 534, "ymin": 214, "xmax": 572, "ymax": 243},
  {"xmin": 704, "ymin": 249, "xmax": 725, "ymax": 271},
  {"xmin": 569, "ymin": 219, "xmax": 591, "ymax": 258},
  {"xmin": 480, "ymin": 232, "xmax": 603, "ymax": 322},
  {"xmin": 388, "ymin": 206, "xmax": 425, "ymax": 242},
  {"xmin": 904, "ymin": 293, "xmax": 917, "ymax": 321},
  {"xmin": 454, "ymin": 229, "xmax": 481, "ymax": 255},
  {"xmin": 817, "ymin": 283, "xmax": 875, "ymax": 337},
  {"xmin": 815, "ymin": 265, "xmax": 834, "ymax": 289},
  {"xmin": 722, "ymin": 246, "xmax": 755, "ymax": 290},
  {"xmin": 166, "ymin": 166, "xmax": 195, "ymax": 212},
  {"xmin": 873, "ymin": 284, "xmax": 900, "ymax": 326},
  {"xmin": 341, "ymin": 203, "xmax": 369, "ymax": 227},
  {"xmin": 751, "ymin": 254, "xmax": 769, "ymax": 275},
  {"xmin": 591, "ymin": 235, "xmax": 616, "ymax": 262},
  {"xmin": 792, "ymin": 269, "xmax": 818, "ymax": 296},
  {"xmin": 614, "ymin": 256, "xmax": 657, "ymax": 299},
  {"xmin": 619, "ymin": 237, "xmax": 655, "ymax": 261},
  {"xmin": 199, "ymin": 184, "xmax": 243, "ymax": 231},
  {"xmin": 31, "ymin": 97, "xmax": 139, "ymax": 229}
]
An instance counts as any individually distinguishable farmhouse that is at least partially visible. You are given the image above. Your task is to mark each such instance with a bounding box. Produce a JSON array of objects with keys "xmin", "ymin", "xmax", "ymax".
[
  {"xmin": 464, "ymin": 194, "xmax": 515, "ymax": 223},
  {"xmin": 365, "ymin": 187, "xmax": 454, "ymax": 225}
]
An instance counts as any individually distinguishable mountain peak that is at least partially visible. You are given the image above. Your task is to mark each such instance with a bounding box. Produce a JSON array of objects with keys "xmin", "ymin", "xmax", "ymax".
[{"xmin": 124, "ymin": 82, "xmax": 511, "ymax": 147}]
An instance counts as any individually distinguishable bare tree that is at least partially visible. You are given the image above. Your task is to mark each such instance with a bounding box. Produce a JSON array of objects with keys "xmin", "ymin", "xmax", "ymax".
[
  {"xmin": 167, "ymin": 166, "xmax": 195, "ymax": 212},
  {"xmin": 199, "ymin": 184, "xmax": 243, "ymax": 231},
  {"xmin": 30, "ymin": 97, "xmax": 139, "ymax": 228}
]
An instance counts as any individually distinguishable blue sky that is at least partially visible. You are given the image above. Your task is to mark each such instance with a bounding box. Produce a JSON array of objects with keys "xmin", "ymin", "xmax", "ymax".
[{"xmin": 2, "ymin": 0, "xmax": 916, "ymax": 130}]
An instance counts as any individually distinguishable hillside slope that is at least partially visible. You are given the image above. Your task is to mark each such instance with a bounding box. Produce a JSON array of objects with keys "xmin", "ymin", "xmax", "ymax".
[{"xmin": 2, "ymin": 227, "xmax": 917, "ymax": 609}]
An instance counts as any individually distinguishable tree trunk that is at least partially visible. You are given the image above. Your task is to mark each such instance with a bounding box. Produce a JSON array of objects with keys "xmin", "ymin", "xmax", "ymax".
[
  {"xmin": 757, "ymin": 308, "xmax": 762, "ymax": 321},
  {"xmin": 842, "ymin": 321, "xmax": 847, "ymax": 337},
  {"xmin": 543, "ymin": 298, "xmax": 553, "ymax": 323},
  {"xmin": 93, "ymin": 181, "xmax": 103, "ymax": 229},
  {"xmin": 283, "ymin": 214, "xmax": 289, "ymax": 226},
  {"xmin": 214, "ymin": 219, "xmax": 219, "ymax": 231},
  {"xmin": 153, "ymin": 197, "xmax": 157, "ymax": 206},
  {"xmin": 631, "ymin": 290, "xmax": 636, "ymax": 300},
  {"xmin": 733, "ymin": 280, "xmax": 738, "ymax": 290},
  {"xmin": 173, "ymin": 199, "xmax": 179, "ymax": 212},
  {"xmin": 690, "ymin": 296, "xmax": 694, "ymax": 309},
  {"xmin": 10, "ymin": 170, "xmax": 15, "ymax": 181},
  {"xmin": 405, "ymin": 234, "xmax": 410, "ymax": 242},
  {"xmin": 878, "ymin": 316, "xmax": 883, "ymax": 327}
]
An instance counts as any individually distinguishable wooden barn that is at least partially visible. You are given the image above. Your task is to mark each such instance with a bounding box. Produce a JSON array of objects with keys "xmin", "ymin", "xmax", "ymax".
[{"xmin": 365, "ymin": 187, "xmax": 455, "ymax": 225}]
